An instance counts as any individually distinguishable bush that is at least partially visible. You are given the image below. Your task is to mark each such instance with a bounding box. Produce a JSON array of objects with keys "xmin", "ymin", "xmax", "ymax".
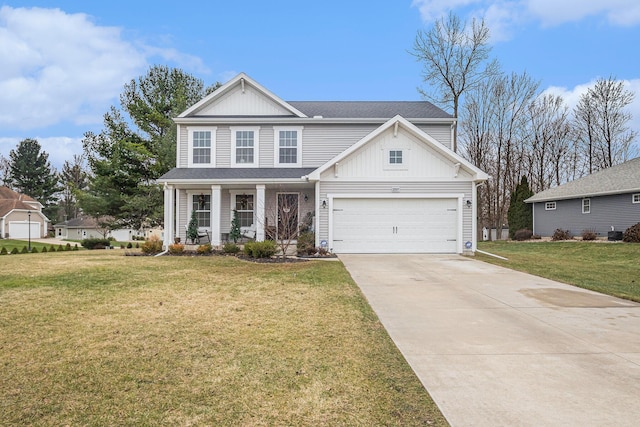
[
  {"xmin": 513, "ymin": 229, "xmax": 533, "ymax": 241},
  {"xmin": 531, "ymin": 234, "xmax": 541, "ymax": 240},
  {"xmin": 581, "ymin": 230, "xmax": 597, "ymax": 241},
  {"xmin": 552, "ymin": 229, "xmax": 572, "ymax": 241},
  {"xmin": 196, "ymin": 243, "xmax": 213, "ymax": 254},
  {"xmin": 141, "ymin": 235, "xmax": 163, "ymax": 254},
  {"xmin": 73, "ymin": 244, "xmax": 79, "ymax": 251},
  {"xmin": 623, "ymin": 222, "xmax": 640, "ymax": 243},
  {"xmin": 244, "ymin": 240, "xmax": 277, "ymax": 258},
  {"xmin": 31, "ymin": 247, "xmax": 39, "ymax": 253},
  {"xmin": 41, "ymin": 246, "xmax": 47, "ymax": 253},
  {"xmin": 65, "ymin": 243, "xmax": 72, "ymax": 251},
  {"xmin": 222, "ymin": 242, "xmax": 240, "ymax": 254},
  {"xmin": 21, "ymin": 246, "xmax": 28, "ymax": 254},
  {"xmin": 168, "ymin": 243, "xmax": 185, "ymax": 254},
  {"xmin": 82, "ymin": 238, "xmax": 111, "ymax": 250},
  {"xmin": 10, "ymin": 247, "xmax": 19, "ymax": 255},
  {"xmin": 0, "ymin": 247, "xmax": 7, "ymax": 255},
  {"xmin": 49, "ymin": 245, "xmax": 56, "ymax": 252},
  {"xmin": 296, "ymin": 232, "xmax": 316, "ymax": 256}
]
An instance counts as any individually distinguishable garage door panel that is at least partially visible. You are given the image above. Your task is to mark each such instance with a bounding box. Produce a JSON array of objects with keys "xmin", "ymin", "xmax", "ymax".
[
  {"xmin": 332, "ymin": 198, "xmax": 458, "ymax": 254},
  {"xmin": 9, "ymin": 222, "xmax": 41, "ymax": 239}
]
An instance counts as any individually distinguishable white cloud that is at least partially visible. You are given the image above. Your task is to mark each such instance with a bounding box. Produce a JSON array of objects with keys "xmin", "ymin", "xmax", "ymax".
[
  {"xmin": 0, "ymin": 136, "xmax": 82, "ymax": 171},
  {"xmin": 411, "ymin": 0, "xmax": 483, "ymax": 23},
  {"xmin": 525, "ymin": 0, "xmax": 640, "ymax": 27},
  {"xmin": 0, "ymin": 6, "xmax": 209, "ymax": 132}
]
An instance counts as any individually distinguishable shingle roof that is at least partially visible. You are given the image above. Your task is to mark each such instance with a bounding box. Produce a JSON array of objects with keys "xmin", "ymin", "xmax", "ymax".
[
  {"xmin": 0, "ymin": 186, "xmax": 40, "ymax": 217},
  {"xmin": 287, "ymin": 101, "xmax": 452, "ymax": 119},
  {"xmin": 159, "ymin": 168, "xmax": 317, "ymax": 181},
  {"xmin": 53, "ymin": 216, "xmax": 100, "ymax": 228},
  {"xmin": 525, "ymin": 157, "xmax": 640, "ymax": 203}
]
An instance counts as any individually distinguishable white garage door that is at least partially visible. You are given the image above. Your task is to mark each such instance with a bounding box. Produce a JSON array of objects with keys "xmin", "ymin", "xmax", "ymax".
[
  {"xmin": 332, "ymin": 198, "xmax": 458, "ymax": 253},
  {"xmin": 9, "ymin": 222, "xmax": 41, "ymax": 239}
]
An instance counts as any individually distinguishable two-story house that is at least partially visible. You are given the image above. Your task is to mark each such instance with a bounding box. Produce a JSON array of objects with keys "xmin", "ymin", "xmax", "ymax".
[{"xmin": 159, "ymin": 73, "xmax": 487, "ymax": 254}]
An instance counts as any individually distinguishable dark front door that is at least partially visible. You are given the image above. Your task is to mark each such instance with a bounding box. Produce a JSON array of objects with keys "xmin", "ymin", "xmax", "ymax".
[{"xmin": 277, "ymin": 193, "xmax": 299, "ymax": 240}]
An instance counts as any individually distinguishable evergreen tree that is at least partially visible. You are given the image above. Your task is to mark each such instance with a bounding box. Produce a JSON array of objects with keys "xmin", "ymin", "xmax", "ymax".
[
  {"xmin": 507, "ymin": 176, "xmax": 534, "ymax": 238},
  {"xmin": 229, "ymin": 209, "xmax": 242, "ymax": 243},
  {"xmin": 8, "ymin": 138, "xmax": 60, "ymax": 218},
  {"xmin": 187, "ymin": 210, "xmax": 199, "ymax": 243}
]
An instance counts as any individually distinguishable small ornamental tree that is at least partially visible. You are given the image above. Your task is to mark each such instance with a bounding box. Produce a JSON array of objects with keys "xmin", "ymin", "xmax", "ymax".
[
  {"xmin": 187, "ymin": 209, "xmax": 199, "ymax": 244},
  {"xmin": 229, "ymin": 209, "xmax": 242, "ymax": 243},
  {"xmin": 507, "ymin": 176, "xmax": 534, "ymax": 239}
]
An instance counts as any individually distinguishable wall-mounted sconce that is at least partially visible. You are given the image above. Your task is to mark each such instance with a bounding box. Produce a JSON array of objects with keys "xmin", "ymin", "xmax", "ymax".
[
  {"xmin": 322, "ymin": 200, "xmax": 327, "ymax": 208},
  {"xmin": 466, "ymin": 199, "xmax": 472, "ymax": 208},
  {"xmin": 304, "ymin": 194, "xmax": 308, "ymax": 202},
  {"xmin": 198, "ymin": 193, "xmax": 206, "ymax": 210}
]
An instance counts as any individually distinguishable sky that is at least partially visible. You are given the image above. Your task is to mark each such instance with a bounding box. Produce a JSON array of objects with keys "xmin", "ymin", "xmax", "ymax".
[{"xmin": 1, "ymin": 0, "xmax": 640, "ymax": 170}]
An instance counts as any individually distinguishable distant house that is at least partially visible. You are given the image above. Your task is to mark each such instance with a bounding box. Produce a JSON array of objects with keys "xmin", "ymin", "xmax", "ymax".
[
  {"xmin": 525, "ymin": 158, "xmax": 640, "ymax": 237},
  {"xmin": 0, "ymin": 186, "xmax": 50, "ymax": 239},
  {"xmin": 53, "ymin": 216, "xmax": 147, "ymax": 241}
]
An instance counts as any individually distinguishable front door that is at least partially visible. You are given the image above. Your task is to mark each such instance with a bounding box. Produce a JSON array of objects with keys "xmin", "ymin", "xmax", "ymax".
[{"xmin": 277, "ymin": 193, "xmax": 299, "ymax": 240}]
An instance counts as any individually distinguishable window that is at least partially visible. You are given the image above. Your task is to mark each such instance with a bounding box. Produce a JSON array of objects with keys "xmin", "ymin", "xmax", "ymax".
[
  {"xmin": 192, "ymin": 194, "xmax": 211, "ymax": 227},
  {"xmin": 389, "ymin": 150, "xmax": 403, "ymax": 164},
  {"xmin": 633, "ymin": 194, "xmax": 640, "ymax": 204},
  {"xmin": 187, "ymin": 127, "xmax": 216, "ymax": 167},
  {"xmin": 545, "ymin": 201, "xmax": 556, "ymax": 210},
  {"xmin": 234, "ymin": 194, "xmax": 254, "ymax": 228},
  {"xmin": 582, "ymin": 198, "xmax": 590, "ymax": 214},
  {"xmin": 274, "ymin": 127, "xmax": 303, "ymax": 167},
  {"xmin": 231, "ymin": 127, "xmax": 260, "ymax": 167}
]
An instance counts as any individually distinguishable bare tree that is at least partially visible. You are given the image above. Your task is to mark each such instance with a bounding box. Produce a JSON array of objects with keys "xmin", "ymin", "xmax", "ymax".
[
  {"xmin": 0, "ymin": 154, "xmax": 11, "ymax": 188},
  {"xmin": 412, "ymin": 11, "xmax": 500, "ymax": 152},
  {"xmin": 60, "ymin": 154, "xmax": 89, "ymax": 221},
  {"xmin": 573, "ymin": 77, "xmax": 637, "ymax": 173}
]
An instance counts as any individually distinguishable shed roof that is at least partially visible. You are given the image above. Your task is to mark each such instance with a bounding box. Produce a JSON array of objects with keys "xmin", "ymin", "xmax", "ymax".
[{"xmin": 525, "ymin": 157, "xmax": 640, "ymax": 203}]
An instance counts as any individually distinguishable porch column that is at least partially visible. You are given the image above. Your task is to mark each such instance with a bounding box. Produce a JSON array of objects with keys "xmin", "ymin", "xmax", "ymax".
[
  {"xmin": 163, "ymin": 183, "xmax": 174, "ymax": 248},
  {"xmin": 211, "ymin": 185, "xmax": 222, "ymax": 246},
  {"xmin": 256, "ymin": 184, "xmax": 265, "ymax": 241}
]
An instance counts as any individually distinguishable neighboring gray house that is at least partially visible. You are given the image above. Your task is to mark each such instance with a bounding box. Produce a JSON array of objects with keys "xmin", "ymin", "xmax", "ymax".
[
  {"xmin": 525, "ymin": 157, "xmax": 640, "ymax": 237},
  {"xmin": 159, "ymin": 73, "xmax": 488, "ymax": 254}
]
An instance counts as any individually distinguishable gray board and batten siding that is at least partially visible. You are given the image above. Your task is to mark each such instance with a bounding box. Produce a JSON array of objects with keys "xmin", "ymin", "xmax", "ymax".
[{"xmin": 532, "ymin": 193, "xmax": 640, "ymax": 237}]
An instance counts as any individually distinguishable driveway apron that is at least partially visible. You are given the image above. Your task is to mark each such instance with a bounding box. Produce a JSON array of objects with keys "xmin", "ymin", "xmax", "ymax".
[{"xmin": 339, "ymin": 254, "xmax": 640, "ymax": 427}]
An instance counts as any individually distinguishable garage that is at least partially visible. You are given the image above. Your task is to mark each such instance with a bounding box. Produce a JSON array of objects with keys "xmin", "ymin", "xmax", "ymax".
[
  {"xmin": 331, "ymin": 197, "xmax": 459, "ymax": 253},
  {"xmin": 9, "ymin": 221, "xmax": 41, "ymax": 239}
]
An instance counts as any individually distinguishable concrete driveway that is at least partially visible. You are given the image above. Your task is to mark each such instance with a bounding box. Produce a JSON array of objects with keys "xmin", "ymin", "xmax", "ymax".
[{"xmin": 340, "ymin": 254, "xmax": 640, "ymax": 427}]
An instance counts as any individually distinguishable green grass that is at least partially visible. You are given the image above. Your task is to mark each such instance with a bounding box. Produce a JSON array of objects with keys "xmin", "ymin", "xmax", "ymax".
[
  {"xmin": 0, "ymin": 239, "xmax": 78, "ymax": 253},
  {"xmin": 0, "ymin": 251, "xmax": 447, "ymax": 426},
  {"xmin": 477, "ymin": 241, "xmax": 640, "ymax": 302}
]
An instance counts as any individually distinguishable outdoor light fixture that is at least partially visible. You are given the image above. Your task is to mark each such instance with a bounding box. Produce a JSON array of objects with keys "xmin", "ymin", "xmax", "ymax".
[
  {"xmin": 466, "ymin": 200, "xmax": 472, "ymax": 208},
  {"xmin": 322, "ymin": 200, "xmax": 327, "ymax": 208},
  {"xmin": 27, "ymin": 210, "xmax": 31, "ymax": 252},
  {"xmin": 304, "ymin": 194, "xmax": 308, "ymax": 202},
  {"xmin": 198, "ymin": 194, "xmax": 206, "ymax": 210}
]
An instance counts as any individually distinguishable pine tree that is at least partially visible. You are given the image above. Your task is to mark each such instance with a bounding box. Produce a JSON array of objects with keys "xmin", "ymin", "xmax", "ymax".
[
  {"xmin": 187, "ymin": 210, "xmax": 199, "ymax": 244},
  {"xmin": 507, "ymin": 176, "xmax": 534, "ymax": 238},
  {"xmin": 229, "ymin": 209, "xmax": 242, "ymax": 243}
]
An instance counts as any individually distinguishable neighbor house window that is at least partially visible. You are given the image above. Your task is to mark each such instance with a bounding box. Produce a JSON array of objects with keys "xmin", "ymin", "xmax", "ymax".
[
  {"xmin": 582, "ymin": 198, "xmax": 590, "ymax": 214},
  {"xmin": 235, "ymin": 194, "xmax": 254, "ymax": 228},
  {"xmin": 633, "ymin": 194, "xmax": 640, "ymax": 204},
  {"xmin": 389, "ymin": 150, "xmax": 403, "ymax": 164},
  {"xmin": 187, "ymin": 127, "xmax": 216, "ymax": 167},
  {"xmin": 192, "ymin": 194, "xmax": 211, "ymax": 227},
  {"xmin": 231, "ymin": 127, "xmax": 260, "ymax": 167},
  {"xmin": 274, "ymin": 127, "xmax": 303, "ymax": 167},
  {"xmin": 545, "ymin": 201, "xmax": 556, "ymax": 210}
]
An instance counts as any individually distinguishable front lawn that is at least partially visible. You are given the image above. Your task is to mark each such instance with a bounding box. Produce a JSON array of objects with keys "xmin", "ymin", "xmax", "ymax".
[
  {"xmin": 0, "ymin": 239, "xmax": 77, "ymax": 253},
  {"xmin": 477, "ymin": 241, "xmax": 640, "ymax": 302},
  {"xmin": 0, "ymin": 251, "xmax": 447, "ymax": 426}
]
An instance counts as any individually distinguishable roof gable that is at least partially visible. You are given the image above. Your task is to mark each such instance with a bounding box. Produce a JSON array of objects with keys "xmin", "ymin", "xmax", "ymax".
[
  {"xmin": 178, "ymin": 73, "xmax": 307, "ymax": 118},
  {"xmin": 308, "ymin": 116, "xmax": 487, "ymax": 181},
  {"xmin": 526, "ymin": 157, "xmax": 640, "ymax": 202}
]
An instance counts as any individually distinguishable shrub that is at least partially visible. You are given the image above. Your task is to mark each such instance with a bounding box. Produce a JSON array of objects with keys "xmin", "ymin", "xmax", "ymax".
[
  {"xmin": 0, "ymin": 247, "xmax": 7, "ymax": 255},
  {"xmin": 317, "ymin": 247, "xmax": 330, "ymax": 256},
  {"xmin": 244, "ymin": 240, "xmax": 277, "ymax": 258},
  {"xmin": 73, "ymin": 244, "xmax": 79, "ymax": 251},
  {"xmin": 222, "ymin": 242, "xmax": 240, "ymax": 254},
  {"xmin": 31, "ymin": 247, "xmax": 39, "ymax": 253},
  {"xmin": 10, "ymin": 247, "xmax": 19, "ymax": 255},
  {"xmin": 127, "ymin": 242, "xmax": 133, "ymax": 249},
  {"xmin": 296, "ymin": 232, "xmax": 316, "ymax": 256},
  {"xmin": 58, "ymin": 244, "xmax": 65, "ymax": 251},
  {"xmin": 82, "ymin": 238, "xmax": 111, "ymax": 250},
  {"xmin": 513, "ymin": 229, "xmax": 533, "ymax": 241},
  {"xmin": 41, "ymin": 246, "xmax": 48, "ymax": 253},
  {"xmin": 49, "ymin": 245, "xmax": 56, "ymax": 252},
  {"xmin": 581, "ymin": 230, "xmax": 597, "ymax": 241},
  {"xmin": 531, "ymin": 234, "xmax": 541, "ymax": 240},
  {"xmin": 65, "ymin": 243, "xmax": 72, "ymax": 251},
  {"xmin": 135, "ymin": 242, "xmax": 140, "ymax": 249},
  {"xmin": 623, "ymin": 222, "xmax": 640, "ymax": 243},
  {"xmin": 141, "ymin": 235, "xmax": 163, "ymax": 254},
  {"xmin": 552, "ymin": 229, "xmax": 572, "ymax": 241},
  {"xmin": 21, "ymin": 246, "xmax": 28, "ymax": 254},
  {"xmin": 168, "ymin": 243, "xmax": 185, "ymax": 254},
  {"xmin": 196, "ymin": 243, "xmax": 213, "ymax": 254}
]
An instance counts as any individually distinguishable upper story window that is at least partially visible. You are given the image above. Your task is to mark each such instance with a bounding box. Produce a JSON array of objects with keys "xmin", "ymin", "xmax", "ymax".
[
  {"xmin": 274, "ymin": 127, "xmax": 303, "ymax": 167},
  {"xmin": 545, "ymin": 201, "xmax": 556, "ymax": 210},
  {"xmin": 231, "ymin": 127, "xmax": 260, "ymax": 167},
  {"xmin": 384, "ymin": 148, "xmax": 408, "ymax": 170},
  {"xmin": 633, "ymin": 194, "xmax": 640, "ymax": 204},
  {"xmin": 582, "ymin": 198, "xmax": 590, "ymax": 214},
  {"xmin": 187, "ymin": 127, "xmax": 216, "ymax": 167},
  {"xmin": 389, "ymin": 150, "xmax": 403, "ymax": 164}
]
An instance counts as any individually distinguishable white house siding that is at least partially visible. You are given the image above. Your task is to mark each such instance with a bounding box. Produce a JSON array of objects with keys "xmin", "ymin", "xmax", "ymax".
[
  {"xmin": 177, "ymin": 189, "xmax": 188, "ymax": 241},
  {"xmin": 302, "ymin": 124, "xmax": 379, "ymax": 166},
  {"xmin": 415, "ymin": 124, "xmax": 452, "ymax": 150},
  {"xmin": 259, "ymin": 128, "xmax": 275, "ymax": 168},
  {"xmin": 317, "ymin": 181, "xmax": 474, "ymax": 251},
  {"xmin": 532, "ymin": 193, "xmax": 640, "ymax": 237},
  {"xmin": 196, "ymin": 84, "xmax": 293, "ymax": 117},
  {"xmin": 178, "ymin": 125, "xmax": 188, "ymax": 168},
  {"xmin": 216, "ymin": 127, "xmax": 232, "ymax": 167}
]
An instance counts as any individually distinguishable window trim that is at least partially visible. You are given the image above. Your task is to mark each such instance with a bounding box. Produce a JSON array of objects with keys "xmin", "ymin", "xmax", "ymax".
[
  {"xmin": 545, "ymin": 201, "xmax": 556, "ymax": 211},
  {"xmin": 230, "ymin": 126, "xmax": 260, "ymax": 168},
  {"xmin": 229, "ymin": 190, "xmax": 256, "ymax": 233},
  {"xmin": 186, "ymin": 191, "xmax": 212, "ymax": 230},
  {"xmin": 633, "ymin": 193, "xmax": 640, "ymax": 204},
  {"xmin": 273, "ymin": 126, "xmax": 303, "ymax": 167},
  {"xmin": 187, "ymin": 127, "xmax": 216, "ymax": 168},
  {"xmin": 582, "ymin": 198, "xmax": 591, "ymax": 214}
]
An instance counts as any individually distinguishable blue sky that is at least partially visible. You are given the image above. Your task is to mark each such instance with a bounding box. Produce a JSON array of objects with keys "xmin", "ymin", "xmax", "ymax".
[{"xmin": 1, "ymin": 0, "xmax": 640, "ymax": 169}]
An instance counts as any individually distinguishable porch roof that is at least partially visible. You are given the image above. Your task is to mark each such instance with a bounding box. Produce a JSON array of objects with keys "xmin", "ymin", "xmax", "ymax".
[{"xmin": 159, "ymin": 167, "xmax": 317, "ymax": 182}]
